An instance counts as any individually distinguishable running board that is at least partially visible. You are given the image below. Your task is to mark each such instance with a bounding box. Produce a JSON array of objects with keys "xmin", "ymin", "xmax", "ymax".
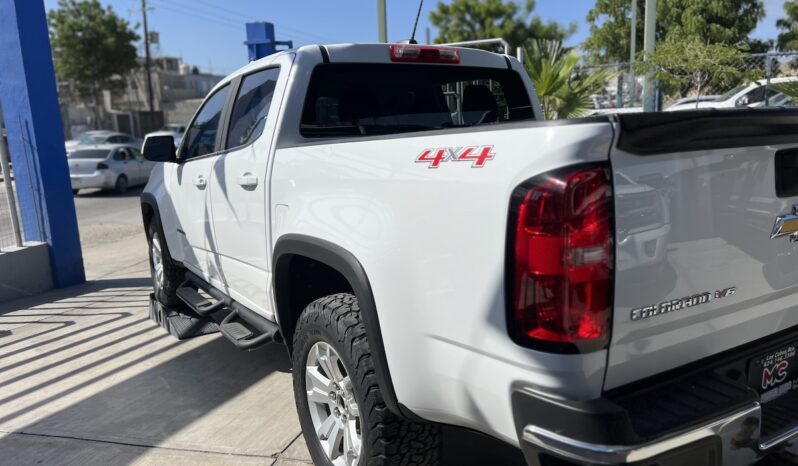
[{"xmin": 177, "ymin": 272, "xmax": 282, "ymax": 350}]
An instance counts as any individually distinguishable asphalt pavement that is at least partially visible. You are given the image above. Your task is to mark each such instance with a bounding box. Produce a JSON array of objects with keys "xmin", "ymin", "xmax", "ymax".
[{"xmin": 0, "ymin": 186, "xmax": 526, "ymax": 465}]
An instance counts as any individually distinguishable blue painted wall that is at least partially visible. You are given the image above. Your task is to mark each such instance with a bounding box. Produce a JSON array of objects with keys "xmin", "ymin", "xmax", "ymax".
[{"xmin": 0, "ymin": 0, "xmax": 85, "ymax": 287}]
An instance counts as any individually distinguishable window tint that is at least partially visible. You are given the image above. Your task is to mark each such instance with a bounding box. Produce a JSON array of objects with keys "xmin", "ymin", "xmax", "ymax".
[
  {"xmin": 107, "ymin": 136, "xmax": 122, "ymax": 143},
  {"xmin": 183, "ymin": 85, "xmax": 230, "ymax": 159},
  {"xmin": 227, "ymin": 68, "xmax": 280, "ymax": 148},
  {"xmin": 69, "ymin": 149, "xmax": 111, "ymax": 159},
  {"xmin": 300, "ymin": 64, "xmax": 534, "ymax": 138}
]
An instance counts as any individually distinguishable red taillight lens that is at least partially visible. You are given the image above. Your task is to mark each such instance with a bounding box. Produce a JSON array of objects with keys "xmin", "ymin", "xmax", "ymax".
[
  {"xmin": 389, "ymin": 44, "xmax": 460, "ymax": 64},
  {"xmin": 96, "ymin": 162, "xmax": 109, "ymax": 170},
  {"xmin": 510, "ymin": 165, "xmax": 613, "ymax": 352}
]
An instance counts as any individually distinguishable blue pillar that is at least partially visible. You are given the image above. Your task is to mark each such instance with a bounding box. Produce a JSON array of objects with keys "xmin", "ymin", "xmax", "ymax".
[
  {"xmin": 245, "ymin": 22, "xmax": 293, "ymax": 61},
  {"xmin": 0, "ymin": 0, "xmax": 85, "ymax": 287}
]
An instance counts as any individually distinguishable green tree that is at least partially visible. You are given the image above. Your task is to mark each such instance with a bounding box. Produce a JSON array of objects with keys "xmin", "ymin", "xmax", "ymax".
[
  {"xmin": 777, "ymin": 0, "xmax": 798, "ymax": 50},
  {"xmin": 633, "ymin": 37, "xmax": 755, "ymax": 103},
  {"xmin": 48, "ymin": 0, "xmax": 139, "ymax": 125},
  {"xmin": 429, "ymin": 0, "xmax": 576, "ymax": 50},
  {"xmin": 525, "ymin": 40, "xmax": 613, "ymax": 119},
  {"xmin": 584, "ymin": 0, "xmax": 765, "ymax": 63}
]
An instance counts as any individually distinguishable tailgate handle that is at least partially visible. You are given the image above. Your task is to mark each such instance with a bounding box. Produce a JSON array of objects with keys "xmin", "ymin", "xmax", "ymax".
[{"xmin": 776, "ymin": 149, "xmax": 798, "ymax": 198}]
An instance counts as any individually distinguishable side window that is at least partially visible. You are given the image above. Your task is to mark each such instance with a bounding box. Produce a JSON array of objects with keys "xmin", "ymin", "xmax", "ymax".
[
  {"xmin": 183, "ymin": 84, "xmax": 230, "ymax": 159},
  {"xmin": 131, "ymin": 148, "xmax": 143, "ymax": 161},
  {"xmin": 227, "ymin": 68, "xmax": 280, "ymax": 148},
  {"xmin": 107, "ymin": 136, "xmax": 122, "ymax": 143},
  {"xmin": 113, "ymin": 149, "xmax": 125, "ymax": 161}
]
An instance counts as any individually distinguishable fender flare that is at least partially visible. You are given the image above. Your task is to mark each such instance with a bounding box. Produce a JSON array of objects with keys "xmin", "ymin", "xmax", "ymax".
[
  {"xmin": 273, "ymin": 233, "xmax": 415, "ymax": 419},
  {"xmin": 140, "ymin": 193, "xmax": 178, "ymax": 265}
]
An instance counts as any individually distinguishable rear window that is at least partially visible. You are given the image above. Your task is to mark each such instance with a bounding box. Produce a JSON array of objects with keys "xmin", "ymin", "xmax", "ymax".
[
  {"xmin": 68, "ymin": 149, "xmax": 109, "ymax": 159},
  {"xmin": 300, "ymin": 64, "xmax": 534, "ymax": 138}
]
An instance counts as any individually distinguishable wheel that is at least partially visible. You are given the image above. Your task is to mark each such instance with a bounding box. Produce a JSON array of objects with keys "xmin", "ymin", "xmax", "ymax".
[
  {"xmin": 72, "ymin": 189, "xmax": 79, "ymax": 195},
  {"xmin": 293, "ymin": 293, "xmax": 441, "ymax": 466},
  {"xmin": 147, "ymin": 220, "xmax": 184, "ymax": 307},
  {"xmin": 115, "ymin": 175, "xmax": 128, "ymax": 194}
]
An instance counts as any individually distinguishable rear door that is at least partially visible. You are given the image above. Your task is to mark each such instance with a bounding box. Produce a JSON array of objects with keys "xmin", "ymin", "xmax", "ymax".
[
  {"xmin": 606, "ymin": 113, "xmax": 798, "ymax": 389},
  {"xmin": 207, "ymin": 59, "xmax": 289, "ymax": 318},
  {"xmin": 163, "ymin": 83, "xmax": 232, "ymax": 277}
]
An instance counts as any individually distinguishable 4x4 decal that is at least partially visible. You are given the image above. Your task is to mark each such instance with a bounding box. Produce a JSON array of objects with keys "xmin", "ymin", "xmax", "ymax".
[{"xmin": 415, "ymin": 145, "xmax": 495, "ymax": 169}]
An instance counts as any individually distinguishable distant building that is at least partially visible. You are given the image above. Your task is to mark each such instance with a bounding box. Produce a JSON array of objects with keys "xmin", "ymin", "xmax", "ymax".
[{"xmin": 60, "ymin": 56, "xmax": 224, "ymax": 139}]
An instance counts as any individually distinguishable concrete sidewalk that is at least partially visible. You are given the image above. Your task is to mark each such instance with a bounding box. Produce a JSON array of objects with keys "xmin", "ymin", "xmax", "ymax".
[{"xmin": 0, "ymin": 233, "xmax": 524, "ymax": 465}]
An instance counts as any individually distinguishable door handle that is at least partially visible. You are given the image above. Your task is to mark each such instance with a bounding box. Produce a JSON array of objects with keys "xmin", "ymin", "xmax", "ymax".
[
  {"xmin": 194, "ymin": 175, "xmax": 207, "ymax": 189},
  {"xmin": 237, "ymin": 173, "xmax": 258, "ymax": 189}
]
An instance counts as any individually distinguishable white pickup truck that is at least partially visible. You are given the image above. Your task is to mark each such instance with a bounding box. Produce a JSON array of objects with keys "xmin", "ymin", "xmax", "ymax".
[{"xmin": 140, "ymin": 43, "xmax": 798, "ymax": 466}]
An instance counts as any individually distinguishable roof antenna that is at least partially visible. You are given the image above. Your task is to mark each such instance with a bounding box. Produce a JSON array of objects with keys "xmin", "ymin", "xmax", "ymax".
[{"xmin": 409, "ymin": 0, "xmax": 423, "ymax": 44}]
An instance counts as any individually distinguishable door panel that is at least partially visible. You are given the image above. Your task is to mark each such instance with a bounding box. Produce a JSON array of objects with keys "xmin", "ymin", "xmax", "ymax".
[
  {"xmin": 167, "ymin": 83, "xmax": 231, "ymax": 277},
  {"xmin": 208, "ymin": 60, "xmax": 291, "ymax": 317}
]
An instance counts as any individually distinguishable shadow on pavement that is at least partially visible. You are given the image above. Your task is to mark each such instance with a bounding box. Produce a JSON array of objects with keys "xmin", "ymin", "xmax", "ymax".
[{"xmin": 74, "ymin": 185, "xmax": 145, "ymax": 199}]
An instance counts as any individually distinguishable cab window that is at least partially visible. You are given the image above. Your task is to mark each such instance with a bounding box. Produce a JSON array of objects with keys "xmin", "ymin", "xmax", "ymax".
[
  {"xmin": 183, "ymin": 84, "xmax": 230, "ymax": 159},
  {"xmin": 227, "ymin": 68, "xmax": 280, "ymax": 148}
]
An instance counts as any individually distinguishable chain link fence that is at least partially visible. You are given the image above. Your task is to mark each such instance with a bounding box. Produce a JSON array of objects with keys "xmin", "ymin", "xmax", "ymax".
[
  {"xmin": 0, "ymin": 114, "xmax": 25, "ymax": 252},
  {"xmin": 579, "ymin": 51, "xmax": 798, "ymax": 114}
]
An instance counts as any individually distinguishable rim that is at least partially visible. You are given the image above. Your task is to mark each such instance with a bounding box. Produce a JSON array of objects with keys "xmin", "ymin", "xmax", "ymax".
[
  {"xmin": 305, "ymin": 341, "xmax": 362, "ymax": 466},
  {"xmin": 151, "ymin": 234, "xmax": 164, "ymax": 292}
]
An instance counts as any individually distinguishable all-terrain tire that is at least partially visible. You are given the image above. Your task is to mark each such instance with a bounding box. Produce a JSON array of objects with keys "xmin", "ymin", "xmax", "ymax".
[
  {"xmin": 147, "ymin": 220, "xmax": 184, "ymax": 307},
  {"xmin": 293, "ymin": 293, "xmax": 442, "ymax": 466}
]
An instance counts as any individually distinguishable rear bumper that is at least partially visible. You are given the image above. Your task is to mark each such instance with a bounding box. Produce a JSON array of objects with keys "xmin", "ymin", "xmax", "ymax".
[
  {"xmin": 513, "ymin": 326, "xmax": 798, "ymax": 465},
  {"xmin": 70, "ymin": 171, "xmax": 115, "ymax": 190}
]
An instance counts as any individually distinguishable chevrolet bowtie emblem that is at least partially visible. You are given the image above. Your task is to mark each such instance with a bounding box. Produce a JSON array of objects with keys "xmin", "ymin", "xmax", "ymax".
[{"xmin": 771, "ymin": 204, "xmax": 798, "ymax": 242}]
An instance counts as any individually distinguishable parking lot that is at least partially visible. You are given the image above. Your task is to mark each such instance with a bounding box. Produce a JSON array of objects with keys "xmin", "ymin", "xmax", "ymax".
[{"xmin": 0, "ymin": 187, "xmax": 525, "ymax": 465}]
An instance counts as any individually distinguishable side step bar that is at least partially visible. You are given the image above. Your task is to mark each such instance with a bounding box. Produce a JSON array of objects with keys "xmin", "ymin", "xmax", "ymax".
[{"xmin": 177, "ymin": 271, "xmax": 282, "ymax": 350}]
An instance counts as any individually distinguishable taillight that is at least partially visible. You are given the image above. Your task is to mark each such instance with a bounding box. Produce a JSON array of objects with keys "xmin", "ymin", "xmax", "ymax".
[
  {"xmin": 509, "ymin": 165, "xmax": 613, "ymax": 353},
  {"xmin": 96, "ymin": 162, "xmax": 109, "ymax": 170},
  {"xmin": 389, "ymin": 44, "xmax": 460, "ymax": 64}
]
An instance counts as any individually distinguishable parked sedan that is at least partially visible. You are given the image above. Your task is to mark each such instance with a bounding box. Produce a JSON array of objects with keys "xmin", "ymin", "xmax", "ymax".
[
  {"xmin": 67, "ymin": 144, "xmax": 155, "ymax": 195},
  {"xmin": 65, "ymin": 131, "xmax": 142, "ymax": 151}
]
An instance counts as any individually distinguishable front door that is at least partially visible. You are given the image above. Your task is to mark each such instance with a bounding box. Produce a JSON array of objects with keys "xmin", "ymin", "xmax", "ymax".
[
  {"xmin": 207, "ymin": 58, "xmax": 290, "ymax": 318},
  {"xmin": 165, "ymin": 83, "xmax": 231, "ymax": 277}
]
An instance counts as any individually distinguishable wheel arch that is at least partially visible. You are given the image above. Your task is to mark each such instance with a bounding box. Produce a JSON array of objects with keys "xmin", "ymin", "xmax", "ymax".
[
  {"xmin": 140, "ymin": 193, "xmax": 177, "ymax": 264},
  {"xmin": 273, "ymin": 233, "xmax": 413, "ymax": 419}
]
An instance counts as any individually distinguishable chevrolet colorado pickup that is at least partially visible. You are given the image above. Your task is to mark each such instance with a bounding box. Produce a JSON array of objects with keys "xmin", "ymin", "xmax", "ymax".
[{"xmin": 140, "ymin": 43, "xmax": 798, "ymax": 466}]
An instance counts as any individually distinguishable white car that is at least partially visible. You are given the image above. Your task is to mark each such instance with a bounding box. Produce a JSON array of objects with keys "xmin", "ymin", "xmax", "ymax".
[
  {"xmin": 68, "ymin": 144, "xmax": 155, "ymax": 194},
  {"xmin": 665, "ymin": 77, "xmax": 797, "ymax": 111},
  {"xmin": 145, "ymin": 124, "xmax": 187, "ymax": 148},
  {"xmin": 139, "ymin": 43, "xmax": 798, "ymax": 465},
  {"xmin": 65, "ymin": 131, "xmax": 141, "ymax": 151}
]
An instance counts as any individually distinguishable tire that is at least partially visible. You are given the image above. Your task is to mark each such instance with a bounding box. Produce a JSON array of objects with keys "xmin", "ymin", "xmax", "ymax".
[
  {"xmin": 115, "ymin": 175, "xmax": 128, "ymax": 194},
  {"xmin": 72, "ymin": 189, "xmax": 79, "ymax": 196},
  {"xmin": 147, "ymin": 220, "xmax": 184, "ymax": 307},
  {"xmin": 293, "ymin": 293, "xmax": 441, "ymax": 466}
]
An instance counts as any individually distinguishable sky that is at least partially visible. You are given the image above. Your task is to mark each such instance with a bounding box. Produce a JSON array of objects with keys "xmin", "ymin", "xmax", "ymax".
[{"xmin": 41, "ymin": 0, "xmax": 789, "ymax": 75}]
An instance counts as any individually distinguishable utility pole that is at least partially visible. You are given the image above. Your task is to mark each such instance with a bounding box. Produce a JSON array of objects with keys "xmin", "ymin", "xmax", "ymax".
[
  {"xmin": 141, "ymin": 0, "xmax": 155, "ymax": 114},
  {"xmin": 629, "ymin": 0, "xmax": 637, "ymax": 106},
  {"xmin": 642, "ymin": 0, "xmax": 656, "ymax": 112},
  {"xmin": 377, "ymin": 0, "xmax": 387, "ymax": 42}
]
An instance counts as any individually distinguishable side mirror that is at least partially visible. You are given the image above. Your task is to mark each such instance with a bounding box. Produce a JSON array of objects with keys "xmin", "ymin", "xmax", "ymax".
[{"xmin": 142, "ymin": 135, "xmax": 176, "ymax": 162}]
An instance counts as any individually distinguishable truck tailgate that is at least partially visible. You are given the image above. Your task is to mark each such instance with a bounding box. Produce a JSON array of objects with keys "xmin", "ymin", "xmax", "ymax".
[{"xmin": 606, "ymin": 110, "xmax": 798, "ymax": 389}]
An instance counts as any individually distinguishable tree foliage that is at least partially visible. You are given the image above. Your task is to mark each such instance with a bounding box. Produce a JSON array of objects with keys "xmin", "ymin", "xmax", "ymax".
[
  {"xmin": 584, "ymin": 0, "xmax": 765, "ymax": 63},
  {"xmin": 633, "ymin": 37, "xmax": 757, "ymax": 102},
  {"xmin": 525, "ymin": 40, "xmax": 614, "ymax": 119},
  {"xmin": 48, "ymin": 0, "xmax": 139, "ymax": 111},
  {"xmin": 429, "ymin": 0, "xmax": 575, "ymax": 50},
  {"xmin": 778, "ymin": 0, "xmax": 798, "ymax": 51}
]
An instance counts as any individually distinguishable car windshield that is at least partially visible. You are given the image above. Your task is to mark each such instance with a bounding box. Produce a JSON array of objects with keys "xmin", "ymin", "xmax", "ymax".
[
  {"xmin": 77, "ymin": 133, "xmax": 109, "ymax": 144},
  {"xmin": 300, "ymin": 64, "xmax": 535, "ymax": 138},
  {"xmin": 718, "ymin": 83, "xmax": 751, "ymax": 102},
  {"xmin": 68, "ymin": 149, "xmax": 109, "ymax": 159}
]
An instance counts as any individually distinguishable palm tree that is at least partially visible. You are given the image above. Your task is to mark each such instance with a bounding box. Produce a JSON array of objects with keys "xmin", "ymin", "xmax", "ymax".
[{"xmin": 524, "ymin": 40, "xmax": 614, "ymax": 119}]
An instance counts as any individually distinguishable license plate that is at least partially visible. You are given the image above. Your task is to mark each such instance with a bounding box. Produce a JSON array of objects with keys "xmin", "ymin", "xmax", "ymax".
[{"xmin": 748, "ymin": 343, "xmax": 798, "ymax": 403}]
